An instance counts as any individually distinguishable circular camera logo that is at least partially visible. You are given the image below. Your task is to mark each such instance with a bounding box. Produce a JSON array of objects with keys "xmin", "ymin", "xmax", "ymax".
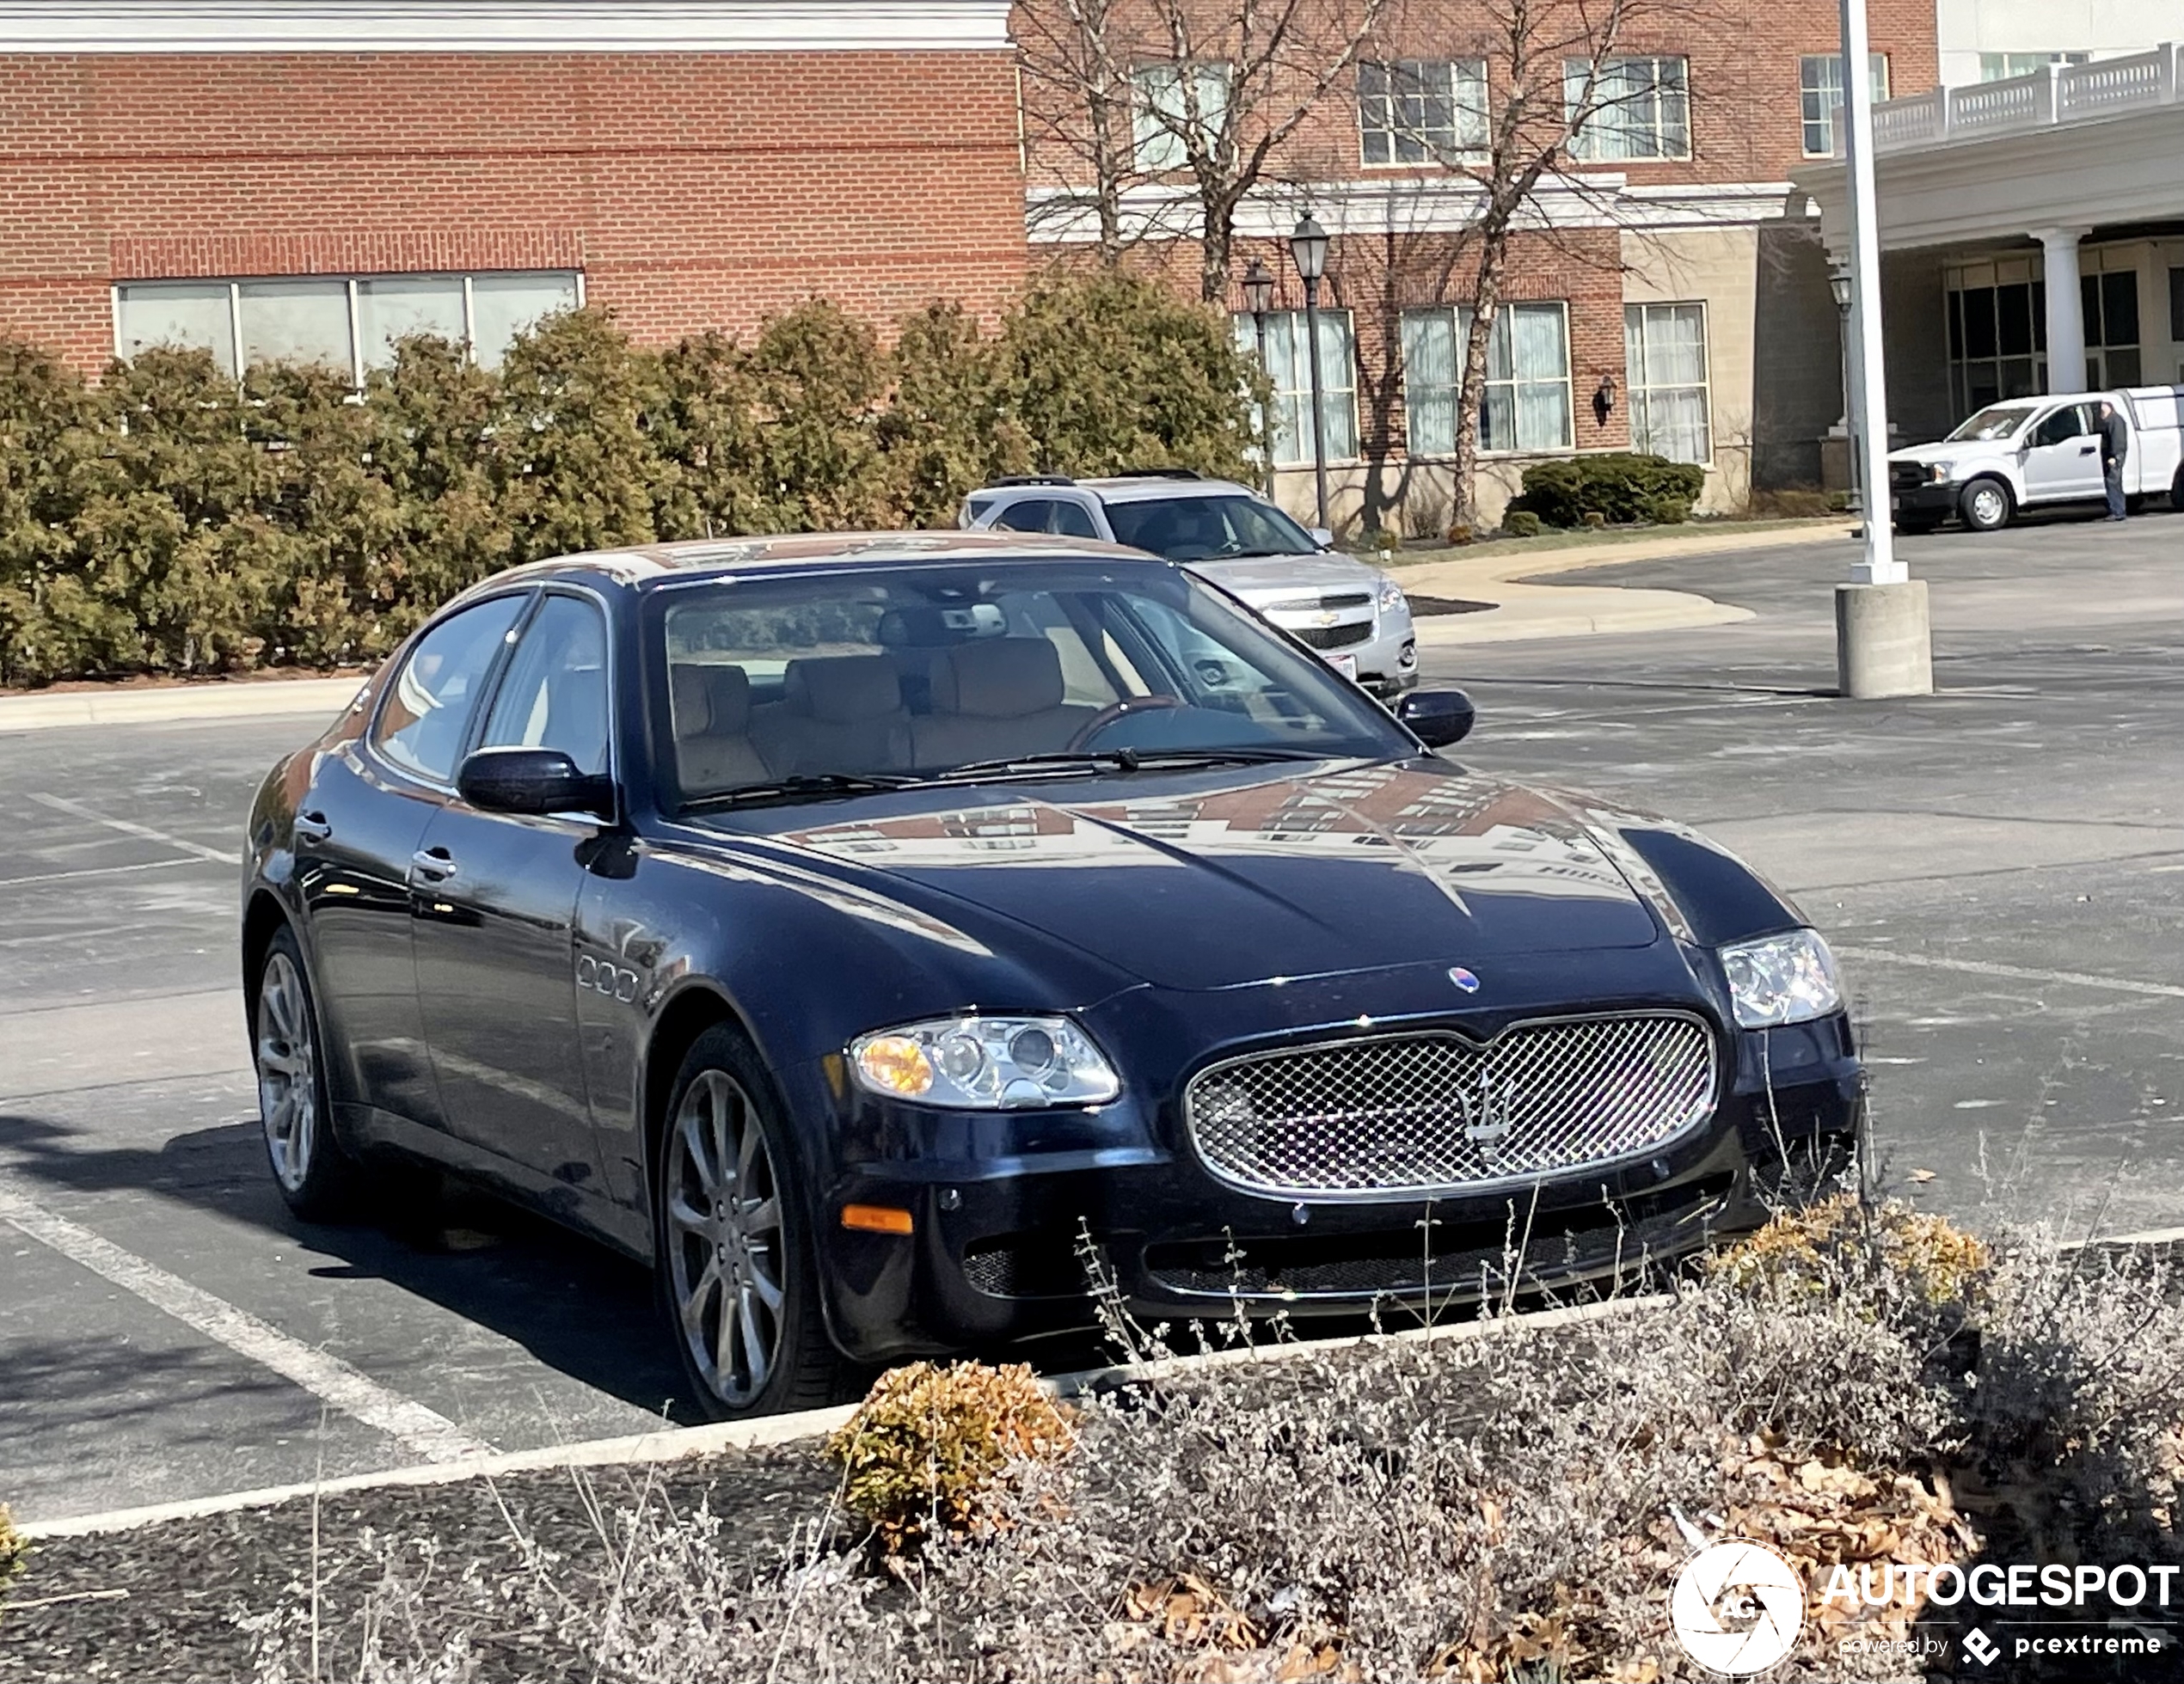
[{"xmin": 1671, "ymin": 1540, "xmax": 1806, "ymax": 1675}]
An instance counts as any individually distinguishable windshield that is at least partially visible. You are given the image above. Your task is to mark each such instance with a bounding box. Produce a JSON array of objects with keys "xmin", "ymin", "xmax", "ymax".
[
  {"xmin": 1103, "ymin": 493, "xmax": 1320, "ymax": 561},
  {"xmin": 651, "ymin": 560, "xmax": 1411, "ymax": 805},
  {"xmin": 1946, "ymin": 402, "xmax": 2039, "ymax": 443}
]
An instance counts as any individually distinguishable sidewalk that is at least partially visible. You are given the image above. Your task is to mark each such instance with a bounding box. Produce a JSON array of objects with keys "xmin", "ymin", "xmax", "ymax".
[
  {"xmin": 1395, "ymin": 520, "xmax": 1856, "ymax": 646},
  {"xmin": 0, "ymin": 673, "xmax": 365, "ymax": 733}
]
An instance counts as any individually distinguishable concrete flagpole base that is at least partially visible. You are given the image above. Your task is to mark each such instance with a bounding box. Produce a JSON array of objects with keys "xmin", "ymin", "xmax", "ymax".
[{"xmin": 1835, "ymin": 580, "xmax": 1933, "ymax": 698}]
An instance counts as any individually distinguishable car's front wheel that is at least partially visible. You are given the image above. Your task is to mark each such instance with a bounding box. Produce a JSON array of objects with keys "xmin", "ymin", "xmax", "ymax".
[
  {"xmin": 654, "ymin": 1025, "xmax": 854, "ymax": 1419},
  {"xmin": 254, "ymin": 927, "xmax": 362, "ymax": 1221},
  {"xmin": 1958, "ymin": 477, "xmax": 2012, "ymax": 532}
]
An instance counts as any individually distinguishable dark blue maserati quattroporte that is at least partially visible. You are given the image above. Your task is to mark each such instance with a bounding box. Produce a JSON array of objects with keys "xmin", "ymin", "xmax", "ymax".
[{"xmin": 242, "ymin": 532, "xmax": 1861, "ymax": 1418}]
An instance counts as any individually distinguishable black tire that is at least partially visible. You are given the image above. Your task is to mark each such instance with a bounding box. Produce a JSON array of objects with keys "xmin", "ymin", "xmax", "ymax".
[
  {"xmin": 252, "ymin": 925, "xmax": 363, "ymax": 1221},
  {"xmin": 2170, "ymin": 469, "xmax": 2184, "ymax": 513},
  {"xmin": 1958, "ymin": 477, "xmax": 2011, "ymax": 532},
  {"xmin": 653, "ymin": 1023, "xmax": 859, "ymax": 1419}
]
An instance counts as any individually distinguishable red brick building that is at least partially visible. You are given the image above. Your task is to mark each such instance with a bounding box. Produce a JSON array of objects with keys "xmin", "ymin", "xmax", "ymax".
[
  {"xmin": 1019, "ymin": 0, "xmax": 1942, "ymax": 525},
  {"xmin": 0, "ymin": 1, "xmax": 1026, "ymax": 378}
]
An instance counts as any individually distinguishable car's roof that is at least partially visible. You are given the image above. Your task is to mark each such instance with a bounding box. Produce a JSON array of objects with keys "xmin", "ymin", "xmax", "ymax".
[
  {"xmin": 1074, "ymin": 476, "xmax": 1263, "ymax": 505},
  {"xmin": 477, "ymin": 530, "xmax": 1166, "ymax": 591}
]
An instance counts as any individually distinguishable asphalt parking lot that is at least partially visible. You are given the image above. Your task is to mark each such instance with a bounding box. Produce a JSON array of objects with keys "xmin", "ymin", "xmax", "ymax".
[{"xmin": 4, "ymin": 508, "xmax": 2181, "ymax": 1523}]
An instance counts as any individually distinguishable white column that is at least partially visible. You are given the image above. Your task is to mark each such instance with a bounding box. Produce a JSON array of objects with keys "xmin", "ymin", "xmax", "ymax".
[
  {"xmin": 1838, "ymin": 0, "xmax": 1900, "ymax": 585},
  {"xmin": 2036, "ymin": 227, "xmax": 2089, "ymax": 395}
]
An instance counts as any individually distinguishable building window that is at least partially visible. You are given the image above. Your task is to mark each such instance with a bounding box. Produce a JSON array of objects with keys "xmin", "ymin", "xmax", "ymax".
[
  {"xmin": 1799, "ymin": 53, "xmax": 1890, "ymax": 157},
  {"xmin": 2082, "ymin": 267, "xmax": 2140, "ymax": 389},
  {"xmin": 1132, "ymin": 62, "xmax": 1230, "ymax": 171},
  {"xmin": 1400, "ymin": 302, "xmax": 1573, "ymax": 456},
  {"xmin": 1978, "ymin": 52, "xmax": 2089, "ymax": 81},
  {"xmin": 1566, "ymin": 56, "xmax": 1689, "ymax": 162},
  {"xmin": 1234, "ymin": 309, "xmax": 1359, "ymax": 465},
  {"xmin": 1945, "ymin": 263, "xmax": 2046, "ymax": 415},
  {"xmin": 113, "ymin": 270, "xmax": 582, "ymax": 383},
  {"xmin": 1623, "ymin": 303, "xmax": 1712, "ymax": 463},
  {"xmin": 1359, "ymin": 58, "xmax": 1488, "ymax": 164}
]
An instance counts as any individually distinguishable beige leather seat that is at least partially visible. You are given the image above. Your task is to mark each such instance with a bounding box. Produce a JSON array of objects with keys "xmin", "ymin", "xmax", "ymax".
[
  {"xmin": 914, "ymin": 638, "xmax": 1097, "ymax": 769},
  {"xmin": 749, "ymin": 655, "xmax": 913, "ymax": 778},
  {"xmin": 670, "ymin": 664, "xmax": 770, "ymax": 795}
]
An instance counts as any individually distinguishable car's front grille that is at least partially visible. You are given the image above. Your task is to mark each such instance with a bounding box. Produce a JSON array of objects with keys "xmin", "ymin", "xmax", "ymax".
[
  {"xmin": 1890, "ymin": 463, "xmax": 1924, "ymax": 491},
  {"xmin": 1266, "ymin": 591, "xmax": 1374, "ymax": 613},
  {"xmin": 1183, "ymin": 1014, "xmax": 1717, "ymax": 1197},
  {"xmin": 1292, "ymin": 622, "xmax": 1374, "ymax": 651}
]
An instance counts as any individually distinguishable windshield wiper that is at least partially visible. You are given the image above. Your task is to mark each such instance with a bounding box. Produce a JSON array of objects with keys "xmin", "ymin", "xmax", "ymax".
[
  {"xmin": 929, "ymin": 746, "xmax": 1332, "ymax": 781},
  {"xmin": 1210, "ymin": 548, "xmax": 1317, "ymax": 560},
  {"xmin": 682, "ymin": 771, "xmax": 921, "ymax": 811}
]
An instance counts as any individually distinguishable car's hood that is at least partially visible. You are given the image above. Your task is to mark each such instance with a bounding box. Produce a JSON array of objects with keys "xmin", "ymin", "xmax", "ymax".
[
  {"xmin": 1187, "ymin": 552, "xmax": 1378, "ymax": 603},
  {"xmin": 1889, "ymin": 436, "xmax": 2017, "ymax": 466},
  {"xmin": 709, "ymin": 762, "xmax": 1662, "ymax": 991}
]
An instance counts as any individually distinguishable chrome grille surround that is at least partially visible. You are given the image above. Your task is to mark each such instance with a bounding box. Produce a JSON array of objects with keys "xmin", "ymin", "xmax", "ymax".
[{"xmin": 1183, "ymin": 1013, "xmax": 1719, "ymax": 1199}]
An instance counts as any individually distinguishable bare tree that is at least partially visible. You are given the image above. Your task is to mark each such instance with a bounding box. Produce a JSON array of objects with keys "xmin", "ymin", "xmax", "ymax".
[
  {"xmin": 1021, "ymin": 0, "xmax": 1391, "ymax": 300},
  {"xmin": 1383, "ymin": 0, "xmax": 1712, "ymax": 524}
]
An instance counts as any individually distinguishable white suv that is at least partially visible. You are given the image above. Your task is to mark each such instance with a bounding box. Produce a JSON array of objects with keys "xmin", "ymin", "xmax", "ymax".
[{"xmin": 960, "ymin": 471, "xmax": 1418, "ymax": 698}]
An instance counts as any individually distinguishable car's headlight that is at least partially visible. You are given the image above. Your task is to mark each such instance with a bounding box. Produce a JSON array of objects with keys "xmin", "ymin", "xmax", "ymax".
[
  {"xmin": 850, "ymin": 1015, "xmax": 1121, "ymax": 1109},
  {"xmin": 1377, "ymin": 578, "xmax": 1408, "ymax": 615},
  {"xmin": 1720, "ymin": 929, "xmax": 1844, "ymax": 1028},
  {"xmin": 1926, "ymin": 462, "xmax": 1951, "ymax": 484}
]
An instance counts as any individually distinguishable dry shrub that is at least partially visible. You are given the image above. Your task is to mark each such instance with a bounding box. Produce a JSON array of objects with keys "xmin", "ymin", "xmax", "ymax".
[
  {"xmin": 825, "ymin": 1360, "xmax": 1076, "ymax": 1552},
  {"xmin": 0, "ymin": 1503, "xmax": 25, "ymax": 1603},
  {"xmin": 1712, "ymin": 1194, "xmax": 1991, "ymax": 1308}
]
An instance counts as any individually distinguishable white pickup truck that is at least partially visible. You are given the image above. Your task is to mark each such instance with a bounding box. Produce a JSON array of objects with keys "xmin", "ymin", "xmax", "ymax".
[{"xmin": 1888, "ymin": 386, "xmax": 2184, "ymax": 532}]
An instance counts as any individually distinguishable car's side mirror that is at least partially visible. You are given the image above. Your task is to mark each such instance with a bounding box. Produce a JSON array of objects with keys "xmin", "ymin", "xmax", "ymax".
[
  {"xmin": 1310, "ymin": 526, "xmax": 1336, "ymax": 548},
  {"xmin": 1397, "ymin": 689, "xmax": 1475, "ymax": 748},
  {"xmin": 457, "ymin": 747, "xmax": 616, "ymax": 819}
]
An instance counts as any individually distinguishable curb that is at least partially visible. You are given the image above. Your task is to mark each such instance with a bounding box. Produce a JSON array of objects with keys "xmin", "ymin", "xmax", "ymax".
[
  {"xmin": 17, "ymin": 1293, "xmax": 1664, "ymax": 1540},
  {"xmin": 0, "ymin": 675, "xmax": 365, "ymax": 733}
]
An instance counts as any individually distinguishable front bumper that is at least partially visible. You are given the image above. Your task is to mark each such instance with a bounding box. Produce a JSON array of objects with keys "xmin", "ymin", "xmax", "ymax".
[
  {"xmin": 1890, "ymin": 479, "xmax": 1956, "ymax": 515},
  {"xmin": 804, "ymin": 984, "xmax": 1861, "ymax": 1363}
]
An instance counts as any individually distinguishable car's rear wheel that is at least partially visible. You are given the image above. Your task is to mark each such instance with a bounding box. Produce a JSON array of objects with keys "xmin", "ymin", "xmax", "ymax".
[
  {"xmin": 1958, "ymin": 477, "xmax": 2011, "ymax": 532},
  {"xmin": 654, "ymin": 1025, "xmax": 854, "ymax": 1419},
  {"xmin": 254, "ymin": 928, "xmax": 361, "ymax": 1221}
]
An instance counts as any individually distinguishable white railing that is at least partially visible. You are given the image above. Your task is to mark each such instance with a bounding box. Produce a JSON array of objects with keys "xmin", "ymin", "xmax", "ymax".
[{"xmin": 1867, "ymin": 42, "xmax": 2182, "ymax": 154}]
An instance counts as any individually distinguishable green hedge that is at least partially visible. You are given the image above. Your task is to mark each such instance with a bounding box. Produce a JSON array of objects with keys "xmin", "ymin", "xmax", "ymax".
[
  {"xmin": 1508, "ymin": 452, "xmax": 1706, "ymax": 529},
  {"xmin": 0, "ymin": 270, "xmax": 1264, "ymax": 686}
]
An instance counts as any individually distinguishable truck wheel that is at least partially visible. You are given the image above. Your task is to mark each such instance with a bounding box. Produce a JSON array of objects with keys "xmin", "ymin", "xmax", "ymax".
[
  {"xmin": 1958, "ymin": 478, "xmax": 2011, "ymax": 532},
  {"xmin": 2171, "ymin": 468, "xmax": 2184, "ymax": 513}
]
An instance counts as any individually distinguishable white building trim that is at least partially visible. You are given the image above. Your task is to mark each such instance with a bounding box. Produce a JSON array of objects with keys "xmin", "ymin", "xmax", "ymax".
[
  {"xmin": 0, "ymin": 1, "xmax": 1013, "ymax": 52},
  {"xmin": 1027, "ymin": 176, "xmax": 1808, "ymax": 245}
]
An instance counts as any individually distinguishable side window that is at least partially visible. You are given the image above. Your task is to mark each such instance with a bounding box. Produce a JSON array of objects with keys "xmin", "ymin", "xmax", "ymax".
[
  {"xmin": 1049, "ymin": 499, "xmax": 1101, "ymax": 538},
  {"xmin": 372, "ymin": 595, "xmax": 528, "ymax": 784},
  {"xmin": 2033, "ymin": 406, "xmax": 2087, "ymax": 447},
  {"xmin": 478, "ymin": 595, "xmax": 611, "ymax": 777},
  {"xmin": 991, "ymin": 498, "xmax": 1058, "ymax": 533}
]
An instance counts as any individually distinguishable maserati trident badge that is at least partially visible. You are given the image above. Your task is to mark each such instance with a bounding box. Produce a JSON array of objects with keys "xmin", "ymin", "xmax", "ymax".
[{"xmin": 1449, "ymin": 966, "xmax": 1482, "ymax": 994}]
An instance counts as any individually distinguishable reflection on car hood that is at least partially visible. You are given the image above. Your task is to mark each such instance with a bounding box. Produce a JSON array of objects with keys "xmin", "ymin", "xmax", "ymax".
[
  {"xmin": 1889, "ymin": 437, "xmax": 2019, "ymax": 465},
  {"xmin": 1188, "ymin": 552, "xmax": 1380, "ymax": 603},
  {"xmin": 727, "ymin": 761, "xmax": 1660, "ymax": 990}
]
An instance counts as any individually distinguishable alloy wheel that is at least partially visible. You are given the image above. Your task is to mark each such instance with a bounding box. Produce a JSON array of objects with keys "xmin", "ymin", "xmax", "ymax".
[
  {"xmin": 665, "ymin": 1069, "xmax": 787, "ymax": 1410},
  {"xmin": 256, "ymin": 952, "xmax": 317, "ymax": 1193},
  {"xmin": 1969, "ymin": 485, "xmax": 2005, "ymax": 528}
]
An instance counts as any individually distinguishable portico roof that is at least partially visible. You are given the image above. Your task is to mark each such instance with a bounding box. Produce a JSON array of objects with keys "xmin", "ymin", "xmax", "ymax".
[{"xmin": 1794, "ymin": 45, "xmax": 2184, "ymax": 254}]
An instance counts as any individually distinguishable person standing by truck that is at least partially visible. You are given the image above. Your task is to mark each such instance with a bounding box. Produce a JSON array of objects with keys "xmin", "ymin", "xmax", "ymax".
[{"xmin": 2100, "ymin": 400, "xmax": 2130, "ymax": 520}]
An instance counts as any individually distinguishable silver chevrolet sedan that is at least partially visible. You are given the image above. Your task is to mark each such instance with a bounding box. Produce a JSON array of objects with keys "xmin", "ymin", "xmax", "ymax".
[{"xmin": 960, "ymin": 472, "xmax": 1419, "ymax": 699}]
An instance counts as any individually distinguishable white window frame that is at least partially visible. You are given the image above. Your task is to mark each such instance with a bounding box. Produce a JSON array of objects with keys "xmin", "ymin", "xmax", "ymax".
[
  {"xmin": 1798, "ymin": 52, "xmax": 1889, "ymax": 158},
  {"xmin": 1235, "ymin": 308, "xmax": 1359, "ymax": 468},
  {"xmin": 1978, "ymin": 51, "xmax": 2089, "ymax": 82},
  {"xmin": 1566, "ymin": 55, "xmax": 1690, "ymax": 162},
  {"xmin": 111, "ymin": 268, "xmax": 586, "ymax": 384},
  {"xmin": 1132, "ymin": 60, "xmax": 1230, "ymax": 172},
  {"xmin": 1623, "ymin": 300, "xmax": 1714, "ymax": 466},
  {"xmin": 1358, "ymin": 58, "xmax": 1489, "ymax": 166},
  {"xmin": 1400, "ymin": 302, "xmax": 1574, "ymax": 456}
]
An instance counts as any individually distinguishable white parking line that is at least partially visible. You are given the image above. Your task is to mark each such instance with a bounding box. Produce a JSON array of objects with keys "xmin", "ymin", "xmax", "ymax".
[
  {"xmin": 0, "ymin": 1185, "xmax": 492, "ymax": 1465},
  {"xmin": 27, "ymin": 791, "xmax": 234, "ymax": 865},
  {"xmin": 1, "ymin": 857, "xmax": 202, "ymax": 889},
  {"xmin": 1834, "ymin": 945, "xmax": 2184, "ymax": 1001}
]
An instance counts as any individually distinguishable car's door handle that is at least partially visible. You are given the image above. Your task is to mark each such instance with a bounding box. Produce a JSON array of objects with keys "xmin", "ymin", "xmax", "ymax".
[
  {"xmin": 409, "ymin": 847, "xmax": 458, "ymax": 883},
  {"xmin": 293, "ymin": 810, "xmax": 333, "ymax": 842},
  {"xmin": 2079, "ymin": 444, "xmax": 2097, "ymax": 455}
]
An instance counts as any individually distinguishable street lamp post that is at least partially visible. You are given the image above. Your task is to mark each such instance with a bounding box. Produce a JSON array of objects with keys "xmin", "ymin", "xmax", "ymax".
[
  {"xmin": 1831, "ymin": 0, "xmax": 1931, "ymax": 698},
  {"xmin": 1287, "ymin": 215, "xmax": 1332, "ymax": 534},
  {"xmin": 1241, "ymin": 257, "xmax": 1276, "ymax": 499},
  {"xmin": 1828, "ymin": 264, "xmax": 1859, "ymax": 519}
]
